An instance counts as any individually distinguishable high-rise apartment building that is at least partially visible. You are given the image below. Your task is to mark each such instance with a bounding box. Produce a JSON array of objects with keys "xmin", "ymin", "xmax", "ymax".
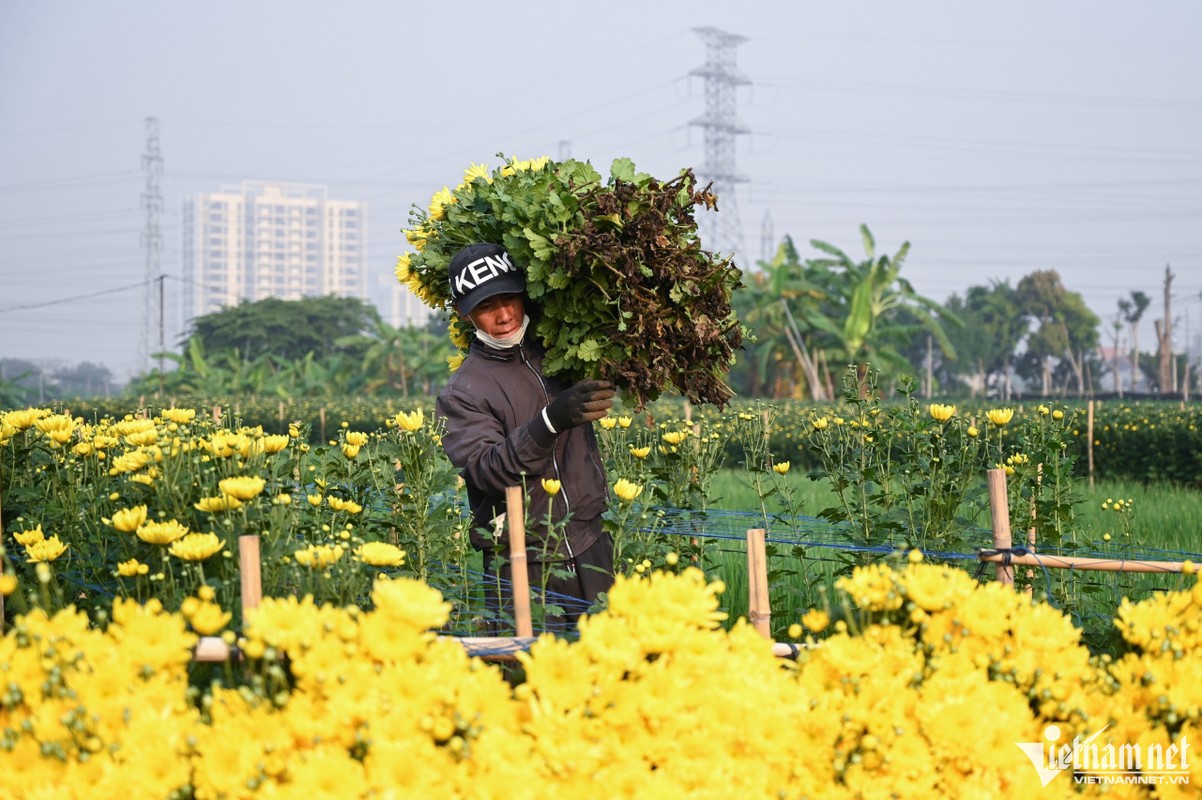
[{"xmin": 182, "ymin": 181, "xmax": 367, "ymax": 323}]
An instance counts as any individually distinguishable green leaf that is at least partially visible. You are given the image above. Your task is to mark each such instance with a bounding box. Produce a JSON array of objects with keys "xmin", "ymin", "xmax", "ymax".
[
  {"xmin": 610, "ymin": 157, "xmax": 637, "ymax": 183},
  {"xmin": 576, "ymin": 338, "xmax": 603, "ymax": 362}
]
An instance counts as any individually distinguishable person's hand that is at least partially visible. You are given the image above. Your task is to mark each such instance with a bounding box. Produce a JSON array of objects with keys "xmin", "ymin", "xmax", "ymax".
[{"xmin": 545, "ymin": 379, "xmax": 616, "ymax": 431}]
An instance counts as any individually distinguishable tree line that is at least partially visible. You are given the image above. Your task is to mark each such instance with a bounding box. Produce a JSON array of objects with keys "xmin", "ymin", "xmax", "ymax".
[{"xmin": 2, "ymin": 225, "xmax": 1193, "ymax": 406}]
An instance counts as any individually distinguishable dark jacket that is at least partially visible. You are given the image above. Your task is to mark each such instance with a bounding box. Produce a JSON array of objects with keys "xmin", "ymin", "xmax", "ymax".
[{"xmin": 435, "ymin": 337, "xmax": 609, "ymax": 560}]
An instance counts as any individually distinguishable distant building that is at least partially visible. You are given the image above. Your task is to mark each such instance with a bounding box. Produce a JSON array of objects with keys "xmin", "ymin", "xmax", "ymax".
[{"xmin": 182, "ymin": 181, "xmax": 367, "ymax": 323}]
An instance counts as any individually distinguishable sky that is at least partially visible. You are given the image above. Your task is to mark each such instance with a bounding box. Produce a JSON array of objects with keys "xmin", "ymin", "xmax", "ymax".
[{"xmin": 1, "ymin": 0, "xmax": 1199, "ymax": 384}]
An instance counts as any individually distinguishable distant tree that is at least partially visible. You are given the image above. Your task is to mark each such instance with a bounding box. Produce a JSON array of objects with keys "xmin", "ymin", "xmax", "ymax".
[
  {"xmin": 1015, "ymin": 270, "xmax": 1100, "ymax": 395},
  {"xmin": 183, "ymin": 295, "xmax": 378, "ymax": 364},
  {"xmin": 730, "ymin": 237, "xmax": 830, "ymax": 399},
  {"xmin": 1117, "ymin": 290, "xmax": 1151, "ymax": 392},
  {"xmin": 802, "ymin": 225, "xmax": 958, "ymax": 388},
  {"xmin": 0, "ymin": 359, "xmax": 41, "ymax": 407},
  {"xmin": 52, "ymin": 361, "xmax": 114, "ymax": 398},
  {"xmin": 938, "ymin": 281, "xmax": 1027, "ymax": 399}
]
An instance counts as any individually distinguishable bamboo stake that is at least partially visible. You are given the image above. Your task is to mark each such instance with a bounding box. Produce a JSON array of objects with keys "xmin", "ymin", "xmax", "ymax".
[
  {"xmin": 194, "ymin": 637, "xmax": 231, "ymax": 663},
  {"xmin": 747, "ymin": 528, "xmax": 771, "ymax": 638},
  {"xmin": 192, "ymin": 634, "xmax": 810, "ymax": 664},
  {"xmin": 1026, "ymin": 463, "xmax": 1042, "ymax": 596},
  {"xmin": 977, "ymin": 551, "xmax": 1192, "ymax": 574},
  {"xmin": 505, "ymin": 486, "xmax": 533, "ymax": 638},
  {"xmin": 987, "ymin": 468, "xmax": 1014, "ymax": 586},
  {"xmin": 239, "ymin": 535, "xmax": 262, "ymax": 625},
  {"xmin": 1087, "ymin": 400, "xmax": 1095, "ymax": 489}
]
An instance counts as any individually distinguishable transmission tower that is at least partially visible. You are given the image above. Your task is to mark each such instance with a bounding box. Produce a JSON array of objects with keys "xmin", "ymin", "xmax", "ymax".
[
  {"xmin": 689, "ymin": 26, "xmax": 750, "ymax": 260},
  {"xmin": 141, "ymin": 117, "xmax": 163, "ymax": 376}
]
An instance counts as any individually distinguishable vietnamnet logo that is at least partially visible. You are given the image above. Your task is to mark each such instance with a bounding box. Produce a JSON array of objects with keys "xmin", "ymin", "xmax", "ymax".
[{"xmin": 1017, "ymin": 723, "xmax": 1191, "ymax": 787}]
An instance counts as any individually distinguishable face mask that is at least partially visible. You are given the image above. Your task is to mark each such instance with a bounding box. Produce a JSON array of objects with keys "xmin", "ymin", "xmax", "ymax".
[{"xmin": 475, "ymin": 314, "xmax": 529, "ymax": 349}]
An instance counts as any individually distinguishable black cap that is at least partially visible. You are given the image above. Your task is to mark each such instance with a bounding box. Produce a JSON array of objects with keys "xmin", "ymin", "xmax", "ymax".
[{"xmin": 448, "ymin": 243, "xmax": 526, "ymax": 314}]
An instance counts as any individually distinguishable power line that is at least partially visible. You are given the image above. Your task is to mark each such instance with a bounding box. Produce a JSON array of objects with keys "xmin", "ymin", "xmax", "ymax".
[{"xmin": 0, "ymin": 281, "xmax": 148, "ymax": 314}]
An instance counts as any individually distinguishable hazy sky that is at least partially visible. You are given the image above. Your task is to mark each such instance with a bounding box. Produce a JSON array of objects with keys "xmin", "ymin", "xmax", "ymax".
[{"xmin": 2, "ymin": 1, "xmax": 1199, "ymax": 383}]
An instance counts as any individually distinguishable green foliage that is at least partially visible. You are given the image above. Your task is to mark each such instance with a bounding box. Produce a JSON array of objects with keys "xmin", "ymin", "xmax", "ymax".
[
  {"xmin": 187, "ymin": 295, "xmax": 379, "ymax": 363},
  {"xmin": 402, "ymin": 155, "xmax": 744, "ymax": 408},
  {"xmin": 124, "ymin": 298, "xmax": 456, "ymax": 400}
]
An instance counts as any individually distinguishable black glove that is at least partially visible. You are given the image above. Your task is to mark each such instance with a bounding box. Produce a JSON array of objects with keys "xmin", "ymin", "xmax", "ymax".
[{"xmin": 545, "ymin": 379, "xmax": 616, "ymax": 431}]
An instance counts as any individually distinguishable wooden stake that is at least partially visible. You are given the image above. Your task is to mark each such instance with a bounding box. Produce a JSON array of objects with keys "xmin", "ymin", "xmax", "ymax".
[
  {"xmin": 505, "ymin": 486, "xmax": 533, "ymax": 638},
  {"xmin": 987, "ymin": 469, "xmax": 1014, "ymax": 586},
  {"xmin": 977, "ymin": 551, "xmax": 1193, "ymax": 574},
  {"xmin": 1026, "ymin": 463, "xmax": 1042, "ymax": 596},
  {"xmin": 239, "ymin": 535, "xmax": 262, "ymax": 625},
  {"xmin": 747, "ymin": 528, "xmax": 771, "ymax": 638},
  {"xmin": 194, "ymin": 637, "xmax": 231, "ymax": 662},
  {"xmin": 1087, "ymin": 400, "xmax": 1095, "ymax": 489}
]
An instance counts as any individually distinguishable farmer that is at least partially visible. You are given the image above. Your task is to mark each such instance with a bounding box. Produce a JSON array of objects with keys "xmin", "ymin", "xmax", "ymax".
[{"xmin": 435, "ymin": 242, "xmax": 617, "ymax": 632}]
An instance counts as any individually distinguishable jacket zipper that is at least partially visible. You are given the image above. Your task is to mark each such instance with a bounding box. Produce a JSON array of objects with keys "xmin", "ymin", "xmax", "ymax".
[{"xmin": 520, "ymin": 342, "xmax": 577, "ymax": 570}]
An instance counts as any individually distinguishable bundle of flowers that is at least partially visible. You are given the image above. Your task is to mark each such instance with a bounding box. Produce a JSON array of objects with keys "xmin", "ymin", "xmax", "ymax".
[
  {"xmin": 397, "ymin": 155, "xmax": 745, "ymax": 409},
  {"xmin": 2, "ymin": 562, "xmax": 1199, "ymax": 797}
]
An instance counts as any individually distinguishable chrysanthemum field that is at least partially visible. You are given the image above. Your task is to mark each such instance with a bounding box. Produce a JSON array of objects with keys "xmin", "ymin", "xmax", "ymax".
[{"xmin": 1, "ymin": 396, "xmax": 1199, "ymax": 797}]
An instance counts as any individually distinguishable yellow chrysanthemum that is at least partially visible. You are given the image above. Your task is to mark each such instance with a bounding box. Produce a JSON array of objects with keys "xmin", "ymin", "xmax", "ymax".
[
  {"xmin": 194, "ymin": 495, "xmax": 243, "ymax": 513},
  {"xmin": 986, "ymin": 408, "xmax": 1014, "ymax": 426},
  {"xmin": 462, "ymin": 161, "xmax": 491, "ymax": 185},
  {"xmin": 2, "ymin": 408, "xmax": 49, "ymax": 431},
  {"xmin": 345, "ymin": 431, "xmax": 369, "ymax": 446},
  {"xmin": 773, "ymin": 461, "xmax": 791, "ymax": 475},
  {"xmin": 599, "ymin": 417, "xmax": 617, "ymax": 430},
  {"xmin": 294, "ymin": 543, "xmax": 345, "ymax": 568},
  {"xmin": 629, "ymin": 445, "xmax": 651, "ymax": 459},
  {"xmin": 394, "ymin": 252, "xmax": 411, "ymax": 282},
  {"xmin": 541, "ymin": 478, "xmax": 562, "ymax": 496},
  {"xmin": 427, "ymin": 186, "xmax": 456, "ymax": 220},
  {"xmin": 218, "ymin": 476, "xmax": 265, "ymax": 500},
  {"xmin": 929, "ymin": 403, "xmax": 956, "ymax": 422},
  {"xmin": 160, "ymin": 407, "xmax": 197, "ymax": 423},
  {"xmin": 186, "ymin": 601, "xmax": 232, "ymax": 636},
  {"xmin": 447, "ymin": 352, "xmax": 466, "ymax": 372},
  {"xmin": 261, "ymin": 434, "xmax": 289, "ymax": 453},
  {"xmin": 26, "ymin": 534, "xmax": 68, "ymax": 563},
  {"xmin": 328, "ymin": 496, "xmax": 363, "ymax": 514},
  {"xmin": 613, "ymin": 478, "xmax": 644, "ymax": 503},
  {"xmin": 395, "ymin": 409, "xmax": 424, "ymax": 432},
  {"xmin": 116, "ymin": 558, "xmax": 150, "ymax": 577},
  {"xmin": 169, "ymin": 532, "xmax": 226, "ymax": 562},
  {"xmin": 662, "ymin": 430, "xmax": 688, "ymax": 445},
  {"xmin": 357, "ymin": 541, "xmax": 406, "ymax": 567},
  {"xmin": 136, "ymin": 519, "xmax": 190, "ymax": 546},
  {"xmin": 12, "ymin": 524, "xmax": 45, "ymax": 546},
  {"xmin": 0, "ymin": 573, "xmax": 18, "ymax": 595},
  {"xmin": 801, "ymin": 608, "xmax": 830, "ymax": 633}
]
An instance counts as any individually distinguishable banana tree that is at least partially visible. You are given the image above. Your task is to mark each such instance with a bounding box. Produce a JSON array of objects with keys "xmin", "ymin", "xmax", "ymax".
[
  {"xmin": 736, "ymin": 237, "xmax": 832, "ymax": 399},
  {"xmin": 804, "ymin": 225, "xmax": 957, "ymax": 386}
]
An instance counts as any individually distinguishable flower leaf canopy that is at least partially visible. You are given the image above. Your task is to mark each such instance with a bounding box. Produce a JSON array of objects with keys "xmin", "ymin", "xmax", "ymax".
[{"xmin": 398, "ymin": 155, "xmax": 745, "ymax": 409}]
